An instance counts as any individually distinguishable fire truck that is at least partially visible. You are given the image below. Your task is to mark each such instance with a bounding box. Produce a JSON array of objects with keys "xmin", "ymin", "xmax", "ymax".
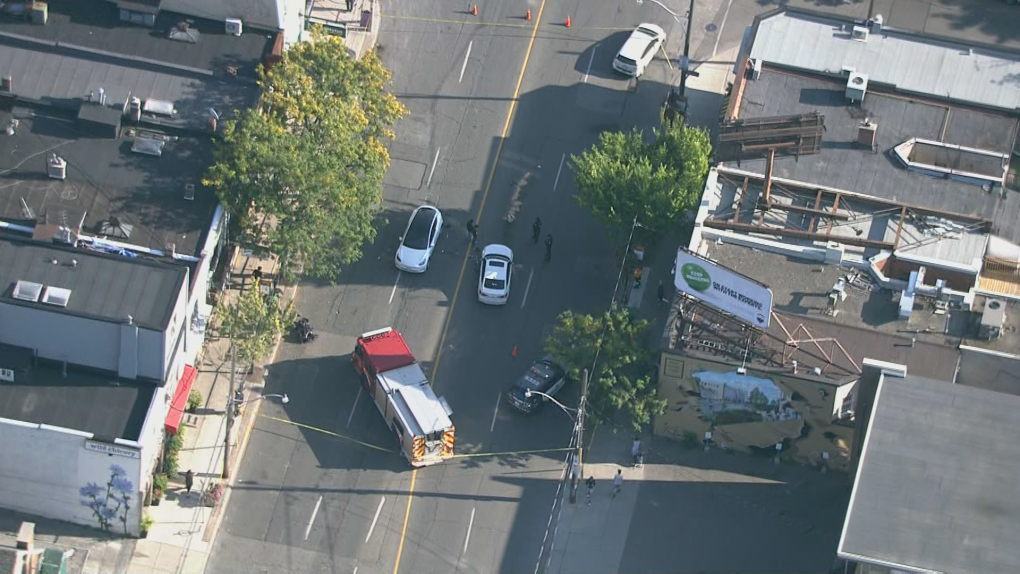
[{"xmin": 353, "ymin": 327, "xmax": 455, "ymax": 467}]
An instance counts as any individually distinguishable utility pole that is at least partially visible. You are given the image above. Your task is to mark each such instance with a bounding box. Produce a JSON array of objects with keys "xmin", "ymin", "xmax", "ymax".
[
  {"xmin": 667, "ymin": 0, "xmax": 696, "ymax": 122},
  {"xmin": 223, "ymin": 334, "xmax": 236, "ymax": 479},
  {"xmin": 568, "ymin": 369, "xmax": 590, "ymax": 504}
]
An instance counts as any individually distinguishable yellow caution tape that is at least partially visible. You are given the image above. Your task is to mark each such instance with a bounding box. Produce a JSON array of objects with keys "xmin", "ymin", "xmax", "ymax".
[{"xmin": 259, "ymin": 414, "xmax": 396, "ymax": 453}]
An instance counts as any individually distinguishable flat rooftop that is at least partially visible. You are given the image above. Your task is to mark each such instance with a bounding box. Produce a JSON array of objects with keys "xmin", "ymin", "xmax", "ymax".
[
  {"xmin": 730, "ymin": 67, "xmax": 1020, "ymax": 243},
  {"xmin": 0, "ymin": 0, "xmax": 268, "ymax": 129},
  {"xmin": 0, "ymin": 346, "xmax": 152, "ymax": 441},
  {"xmin": 750, "ymin": 10, "xmax": 1020, "ymax": 112},
  {"xmin": 706, "ymin": 243, "xmax": 1020, "ymax": 357},
  {"xmin": 839, "ymin": 374, "xmax": 1020, "ymax": 573},
  {"xmin": 0, "ymin": 236, "xmax": 186, "ymax": 330},
  {"xmin": 0, "ymin": 109, "xmax": 219, "ymax": 258}
]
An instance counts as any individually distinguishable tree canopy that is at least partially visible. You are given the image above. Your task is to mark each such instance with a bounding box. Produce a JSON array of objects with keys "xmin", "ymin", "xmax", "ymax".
[
  {"xmin": 570, "ymin": 120, "xmax": 711, "ymax": 238},
  {"xmin": 215, "ymin": 288, "xmax": 295, "ymax": 365},
  {"xmin": 543, "ymin": 307, "xmax": 666, "ymax": 430},
  {"xmin": 205, "ymin": 36, "xmax": 407, "ymax": 281}
]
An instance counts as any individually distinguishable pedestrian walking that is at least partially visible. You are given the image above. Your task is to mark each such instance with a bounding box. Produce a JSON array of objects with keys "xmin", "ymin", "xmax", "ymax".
[
  {"xmin": 345, "ymin": 0, "xmax": 354, "ymax": 11},
  {"xmin": 185, "ymin": 469, "xmax": 195, "ymax": 495},
  {"xmin": 466, "ymin": 219, "xmax": 479, "ymax": 244},
  {"xmin": 657, "ymin": 280, "xmax": 666, "ymax": 304},
  {"xmin": 586, "ymin": 476, "xmax": 596, "ymax": 506},
  {"xmin": 633, "ymin": 265, "xmax": 643, "ymax": 289},
  {"xmin": 612, "ymin": 469, "xmax": 623, "ymax": 497},
  {"xmin": 544, "ymin": 234, "xmax": 553, "ymax": 262},
  {"xmin": 532, "ymin": 217, "xmax": 542, "ymax": 244}
]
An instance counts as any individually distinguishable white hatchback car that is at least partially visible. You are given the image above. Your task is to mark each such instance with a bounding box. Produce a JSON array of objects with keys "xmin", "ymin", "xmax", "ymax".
[
  {"xmin": 395, "ymin": 205, "xmax": 443, "ymax": 273},
  {"xmin": 612, "ymin": 23, "xmax": 666, "ymax": 77},
  {"xmin": 478, "ymin": 244, "xmax": 513, "ymax": 305}
]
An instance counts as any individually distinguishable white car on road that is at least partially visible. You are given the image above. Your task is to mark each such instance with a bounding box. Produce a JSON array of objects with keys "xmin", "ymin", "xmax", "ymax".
[
  {"xmin": 478, "ymin": 244, "xmax": 513, "ymax": 305},
  {"xmin": 612, "ymin": 23, "xmax": 666, "ymax": 77},
  {"xmin": 395, "ymin": 205, "xmax": 443, "ymax": 273}
]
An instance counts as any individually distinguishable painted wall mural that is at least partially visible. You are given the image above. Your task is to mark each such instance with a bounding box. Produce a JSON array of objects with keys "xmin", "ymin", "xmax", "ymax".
[
  {"xmin": 656, "ymin": 354, "xmax": 855, "ymax": 469},
  {"xmin": 79, "ymin": 464, "xmax": 135, "ymax": 535}
]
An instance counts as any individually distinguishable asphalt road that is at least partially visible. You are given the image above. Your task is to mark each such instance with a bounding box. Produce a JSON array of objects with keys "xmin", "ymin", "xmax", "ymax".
[
  {"xmin": 206, "ymin": 0, "xmax": 1019, "ymax": 573},
  {"xmin": 205, "ymin": 0, "xmax": 751, "ymax": 573}
]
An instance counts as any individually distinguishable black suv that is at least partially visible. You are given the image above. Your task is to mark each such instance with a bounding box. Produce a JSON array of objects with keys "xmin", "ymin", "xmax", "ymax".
[{"xmin": 505, "ymin": 357, "xmax": 568, "ymax": 413}]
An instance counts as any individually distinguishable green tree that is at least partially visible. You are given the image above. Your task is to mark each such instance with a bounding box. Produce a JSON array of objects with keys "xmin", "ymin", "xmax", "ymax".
[
  {"xmin": 543, "ymin": 307, "xmax": 666, "ymax": 430},
  {"xmin": 215, "ymin": 288, "xmax": 295, "ymax": 364},
  {"xmin": 570, "ymin": 120, "xmax": 711, "ymax": 238},
  {"xmin": 205, "ymin": 35, "xmax": 407, "ymax": 281}
]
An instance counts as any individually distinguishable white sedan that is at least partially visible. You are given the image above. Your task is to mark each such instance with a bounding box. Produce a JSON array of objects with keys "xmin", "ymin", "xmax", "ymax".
[
  {"xmin": 478, "ymin": 244, "xmax": 513, "ymax": 305},
  {"xmin": 395, "ymin": 205, "xmax": 443, "ymax": 273},
  {"xmin": 612, "ymin": 23, "xmax": 666, "ymax": 77}
]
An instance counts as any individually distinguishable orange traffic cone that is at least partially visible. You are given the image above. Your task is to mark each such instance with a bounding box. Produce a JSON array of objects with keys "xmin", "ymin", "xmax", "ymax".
[
  {"xmin": 565, "ymin": 15, "xmax": 571, "ymax": 27},
  {"xmin": 526, "ymin": 8, "xmax": 532, "ymax": 20},
  {"xmin": 471, "ymin": 3, "xmax": 478, "ymax": 16},
  {"xmin": 512, "ymin": 345, "xmax": 518, "ymax": 358}
]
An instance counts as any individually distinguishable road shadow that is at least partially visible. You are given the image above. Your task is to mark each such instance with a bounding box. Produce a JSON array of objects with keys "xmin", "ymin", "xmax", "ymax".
[{"xmin": 574, "ymin": 31, "xmax": 630, "ymax": 80}]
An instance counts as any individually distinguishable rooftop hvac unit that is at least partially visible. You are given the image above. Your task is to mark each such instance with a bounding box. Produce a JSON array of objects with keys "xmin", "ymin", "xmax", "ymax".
[
  {"xmin": 980, "ymin": 299, "xmax": 1006, "ymax": 340},
  {"xmin": 851, "ymin": 26, "xmax": 869, "ymax": 42},
  {"xmin": 12, "ymin": 280, "xmax": 43, "ymax": 302},
  {"xmin": 225, "ymin": 18, "xmax": 243, "ymax": 36},
  {"xmin": 42, "ymin": 286, "xmax": 72, "ymax": 308},
  {"xmin": 846, "ymin": 72, "xmax": 868, "ymax": 103}
]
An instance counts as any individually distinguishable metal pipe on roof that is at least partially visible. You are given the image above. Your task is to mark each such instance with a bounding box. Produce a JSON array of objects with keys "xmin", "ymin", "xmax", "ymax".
[
  {"xmin": 0, "ymin": 220, "xmax": 36, "ymax": 235},
  {"xmin": 703, "ymin": 219, "xmax": 894, "ymax": 249}
]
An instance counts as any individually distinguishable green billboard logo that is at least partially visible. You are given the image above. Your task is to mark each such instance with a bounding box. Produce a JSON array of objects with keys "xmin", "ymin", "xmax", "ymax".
[{"xmin": 681, "ymin": 263, "xmax": 711, "ymax": 292}]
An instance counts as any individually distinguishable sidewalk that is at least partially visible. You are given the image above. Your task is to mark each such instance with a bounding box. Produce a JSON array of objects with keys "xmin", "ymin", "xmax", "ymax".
[
  {"xmin": 307, "ymin": 0, "xmax": 383, "ymax": 59},
  {"xmin": 126, "ymin": 249, "xmax": 286, "ymax": 574}
]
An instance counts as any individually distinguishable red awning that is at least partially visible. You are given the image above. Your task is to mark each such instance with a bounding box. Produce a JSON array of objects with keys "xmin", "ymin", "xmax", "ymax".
[{"xmin": 165, "ymin": 365, "xmax": 198, "ymax": 435}]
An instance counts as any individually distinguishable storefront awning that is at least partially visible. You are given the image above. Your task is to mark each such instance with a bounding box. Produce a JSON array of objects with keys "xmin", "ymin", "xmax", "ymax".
[{"xmin": 165, "ymin": 365, "xmax": 198, "ymax": 435}]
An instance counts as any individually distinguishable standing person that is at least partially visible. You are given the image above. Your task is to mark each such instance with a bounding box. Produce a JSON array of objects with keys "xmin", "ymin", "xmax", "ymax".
[
  {"xmin": 185, "ymin": 469, "xmax": 195, "ymax": 495},
  {"xmin": 633, "ymin": 266, "xmax": 643, "ymax": 289},
  {"xmin": 532, "ymin": 217, "xmax": 542, "ymax": 244},
  {"xmin": 612, "ymin": 469, "xmax": 623, "ymax": 497},
  {"xmin": 544, "ymin": 234, "xmax": 553, "ymax": 262},
  {"xmin": 466, "ymin": 219, "xmax": 476, "ymax": 241},
  {"xmin": 346, "ymin": 0, "xmax": 354, "ymax": 11},
  {"xmin": 586, "ymin": 475, "xmax": 596, "ymax": 506},
  {"xmin": 657, "ymin": 280, "xmax": 666, "ymax": 304}
]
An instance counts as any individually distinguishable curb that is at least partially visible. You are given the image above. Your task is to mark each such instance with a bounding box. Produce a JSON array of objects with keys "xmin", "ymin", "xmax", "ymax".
[{"xmin": 201, "ymin": 283, "xmax": 299, "ymax": 547}]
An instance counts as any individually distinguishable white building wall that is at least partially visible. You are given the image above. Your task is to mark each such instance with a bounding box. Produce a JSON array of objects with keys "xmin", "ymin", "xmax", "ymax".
[
  {"xmin": 0, "ymin": 419, "xmax": 143, "ymax": 537},
  {"xmin": 0, "ymin": 304, "xmax": 119, "ymax": 372}
]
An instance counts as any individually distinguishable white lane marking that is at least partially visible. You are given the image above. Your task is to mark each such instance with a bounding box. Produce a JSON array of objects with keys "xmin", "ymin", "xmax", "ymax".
[
  {"xmin": 463, "ymin": 507, "xmax": 476, "ymax": 554},
  {"xmin": 346, "ymin": 386, "xmax": 362, "ymax": 428},
  {"xmin": 711, "ymin": 0, "xmax": 734, "ymax": 60},
  {"xmin": 459, "ymin": 41, "xmax": 473, "ymax": 83},
  {"xmin": 304, "ymin": 495, "xmax": 323, "ymax": 541},
  {"xmin": 552, "ymin": 153, "xmax": 566, "ymax": 192},
  {"xmin": 365, "ymin": 497, "xmax": 386, "ymax": 543},
  {"xmin": 520, "ymin": 268, "xmax": 535, "ymax": 309},
  {"xmin": 427, "ymin": 147, "xmax": 442, "ymax": 188},
  {"xmin": 389, "ymin": 271, "xmax": 401, "ymax": 305},
  {"xmin": 490, "ymin": 391, "xmax": 501, "ymax": 432},
  {"xmin": 583, "ymin": 46, "xmax": 597, "ymax": 83}
]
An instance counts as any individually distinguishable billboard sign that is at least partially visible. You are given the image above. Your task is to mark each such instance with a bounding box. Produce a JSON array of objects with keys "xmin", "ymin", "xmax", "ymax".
[{"xmin": 674, "ymin": 248, "xmax": 773, "ymax": 328}]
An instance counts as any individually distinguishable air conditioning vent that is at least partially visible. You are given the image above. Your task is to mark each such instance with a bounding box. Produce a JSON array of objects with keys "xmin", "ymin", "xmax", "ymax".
[
  {"xmin": 851, "ymin": 26, "xmax": 869, "ymax": 42},
  {"xmin": 42, "ymin": 286, "xmax": 72, "ymax": 308},
  {"xmin": 225, "ymin": 18, "xmax": 243, "ymax": 36},
  {"xmin": 0, "ymin": 368, "xmax": 13, "ymax": 382},
  {"xmin": 12, "ymin": 280, "xmax": 43, "ymax": 302}
]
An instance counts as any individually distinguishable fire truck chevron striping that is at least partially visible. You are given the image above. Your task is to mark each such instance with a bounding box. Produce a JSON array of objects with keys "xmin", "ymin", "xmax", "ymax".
[{"xmin": 353, "ymin": 327, "xmax": 455, "ymax": 467}]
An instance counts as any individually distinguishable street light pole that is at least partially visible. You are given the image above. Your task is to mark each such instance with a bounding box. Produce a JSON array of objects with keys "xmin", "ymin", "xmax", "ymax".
[
  {"xmin": 677, "ymin": 0, "xmax": 695, "ymax": 107},
  {"xmin": 223, "ymin": 334, "xmax": 236, "ymax": 479}
]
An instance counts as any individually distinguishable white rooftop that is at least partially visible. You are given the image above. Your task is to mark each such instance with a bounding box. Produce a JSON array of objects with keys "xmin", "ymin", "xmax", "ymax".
[{"xmin": 749, "ymin": 11, "xmax": 1020, "ymax": 112}]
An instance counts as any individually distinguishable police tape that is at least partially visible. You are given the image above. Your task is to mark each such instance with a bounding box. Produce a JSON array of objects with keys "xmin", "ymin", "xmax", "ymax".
[
  {"xmin": 259, "ymin": 414, "xmax": 396, "ymax": 453},
  {"xmin": 257, "ymin": 414, "xmax": 576, "ymax": 460},
  {"xmin": 381, "ymin": 13, "xmax": 630, "ymax": 32},
  {"xmin": 451, "ymin": 447, "xmax": 574, "ymax": 459}
]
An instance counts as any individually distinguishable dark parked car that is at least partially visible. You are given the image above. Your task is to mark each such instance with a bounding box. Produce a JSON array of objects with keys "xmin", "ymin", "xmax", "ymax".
[{"xmin": 505, "ymin": 357, "xmax": 568, "ymax": 413}]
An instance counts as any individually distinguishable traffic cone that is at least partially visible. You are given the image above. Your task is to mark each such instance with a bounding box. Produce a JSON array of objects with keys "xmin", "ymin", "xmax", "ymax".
[
  {"xmin": 471, "ymin": 3, "xmax": 478, "ymax": 16},
  {"xmin": 512, "ymin": 345, "xmax": 518, "ymax": 358},
  {"xmin": 526, "ymin": 8, "xmax": 531, "ymax": 20},
  {"xmin": 565, "ymin": 15, "xmax": 571, "ymax": 27}
]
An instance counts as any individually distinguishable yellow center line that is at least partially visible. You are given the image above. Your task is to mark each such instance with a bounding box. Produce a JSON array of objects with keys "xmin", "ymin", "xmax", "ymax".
[
  {"xmin": 382, "ymin": 12, "xmax": 628, "ymax": 31},
  {"xmin": 427, "ymin": 0, "xmax": 548, "ymax": 387},
  {"xmin": 392, "ymin": 469, "xmax": 417, "ymax": 574},
  {"xmin": 393, "ymin": 2, "xmax": 549, "ymax": 573}
]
